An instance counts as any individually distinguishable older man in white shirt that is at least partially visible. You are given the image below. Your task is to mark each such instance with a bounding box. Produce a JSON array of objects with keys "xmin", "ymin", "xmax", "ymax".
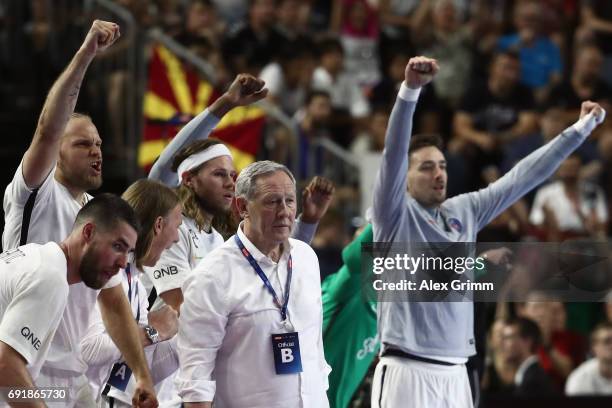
[{"xmin": 175, "ymin": 161, "xmax": 330, "ymax": 408}]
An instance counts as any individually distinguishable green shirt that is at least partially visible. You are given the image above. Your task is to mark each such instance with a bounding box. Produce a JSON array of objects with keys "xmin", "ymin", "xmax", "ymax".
[{"xmin": 322, "ymin": 224, "xmax": 378, "ymax": 408}]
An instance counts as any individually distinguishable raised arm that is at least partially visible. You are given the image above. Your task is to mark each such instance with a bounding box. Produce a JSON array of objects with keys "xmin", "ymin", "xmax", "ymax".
[
  {"xmin": 148, "ymin": 74, "xmax": 268, "ymax": 186},
  {"xmin": 292, "ymin": 176, "xmax": 335, "ymax": 244},
  {"xmin": 372, "ymin": 57, "xmax": 439, "ymax": 236},
  {"xmin": 467, "ymin": 101, "xmax": 606, "ymax": 230},
  {"xmin": 22, "ymin": 20, "xmax": 119, "ymax": 189},
  {"xmin": 98, "ymin": 285, "xmax": 158, "ymax": 408}
]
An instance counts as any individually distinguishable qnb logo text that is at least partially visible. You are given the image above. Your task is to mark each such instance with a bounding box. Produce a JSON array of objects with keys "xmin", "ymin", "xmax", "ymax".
[
  {"xmin": 21, "ymin": 326, "xmax": 41, "ymax": 350},
  {"xmin": 153, "ymin": 266, "xmax": 178, "ymax": 279}
]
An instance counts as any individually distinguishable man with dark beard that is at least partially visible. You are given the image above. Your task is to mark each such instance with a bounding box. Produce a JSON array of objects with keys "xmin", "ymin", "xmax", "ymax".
[
  {"xmin": 0, "ymin": 194, "xmax": 141, "ymax": 401},
  {"xmin": 1, "ymin": 20, "xmax": 159, "ymax": 407}
]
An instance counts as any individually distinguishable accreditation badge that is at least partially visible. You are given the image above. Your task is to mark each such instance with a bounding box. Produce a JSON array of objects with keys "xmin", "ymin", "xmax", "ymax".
[
  {"xmin": 107, "ymin": 361, "xmax": 132, "ymax": 391},
  {"xmin": 271, "ymin": 332, "xmax": 303, "ymax": 374}
]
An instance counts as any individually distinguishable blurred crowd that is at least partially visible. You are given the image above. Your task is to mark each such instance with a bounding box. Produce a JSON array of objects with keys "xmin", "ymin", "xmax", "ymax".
[{"xmin": 3, "ymin": 0, "xmax": 612, "ymax": 403}]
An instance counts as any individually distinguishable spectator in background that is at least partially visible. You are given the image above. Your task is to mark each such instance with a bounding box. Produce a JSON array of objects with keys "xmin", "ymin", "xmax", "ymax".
[
  {"xmin": 519, "ymin": 293, "xmax": 586, "ymax": 389},
  {"xmin": 209, "ymin": 0, "xmax": 249, "ymax": 28},
  {"xmin": 181, "ymin": 0, "xmax": 227, "ymax": 48},
  {"xmin": 350, "ymin": 107, "xmax": 389, "ymax": 216},
  {"xmin": 223, "ymin": 0, "xmax": 286, "ymax": 74},
  {"xmin": 546, "ymin": 44, "xmax": 612, "ymax": 173},
  {"xmin": 578, "ymin": 0, "xmax": 612, "ymax": 87},
  {"xmin": 311, "ymin": 37, "xmax": 370, "ymax": 121},
  {"xmin": 547, "ymin": 45, "xmax": 612, "ymax": 121},
  {"xmin": 331, "ymin": 0, "xmax": 381, "ymax": 87},
  {"xmin": 529, "ymin": 154, "xmax": 608, "ymax": 241},
  {"xmin": 411, "ymin": 0, "xmax": 474, "ymax": 109},
  {"xmin": 294, "ymin": 90, "xmax": 332, "ymax": 179},
  {"xmin": 259, "ymin": 38, "xmax": 315, "ymax": 115},
  {"xmin": 482, "ymin": 319, "xmax": 517, "ymax": 396},
  {"xmin": 276, "ymin": 0, "xmax": 314, "ymax": 40},
  {"xmin": 453, "ymin": 51, "xmax": 538, "ymax": 189},
  {"xmin": 156, "ymin": 0, "xmax": 184, "ymax": 35},
  {"xmin": 566, "ymin": 322, "xmax": 612, "ymax": 395},
  {"xmin": 497, "ymin": 1, "xmax": 563, "ymax": 103},
  {"xmin": 311, "ymin": 36, "xmax": 370, "ymax": 148},
  {"xmin": 500, "ymin": 317, "xmax": 559, "ymax": 396},
  {"xmin": 310, "ymin": 209, "xmax": 349, "ymax": 281},
  {"xmin": 351, "ymin": 107, "xmax": 389, "ymax": 155}
]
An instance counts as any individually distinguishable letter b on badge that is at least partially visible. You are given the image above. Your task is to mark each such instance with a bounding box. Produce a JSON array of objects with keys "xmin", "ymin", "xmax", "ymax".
[
  {"xmin": 271, "ymin": 332, "xmax": 302, "ymax": 374},
  {"xmin": 281, "ymin": 348, "xmax": 294, "ymax": 363}
]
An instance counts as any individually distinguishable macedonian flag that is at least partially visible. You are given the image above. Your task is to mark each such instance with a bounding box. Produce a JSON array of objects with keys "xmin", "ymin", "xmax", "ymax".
[{"xmin": 140, "ymin": 44, "xmax": 266, "ymax": 172}]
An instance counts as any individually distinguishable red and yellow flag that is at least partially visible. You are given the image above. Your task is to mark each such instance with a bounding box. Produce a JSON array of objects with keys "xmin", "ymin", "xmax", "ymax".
[{"xmin": 140, "ymin": 44, "xmax": 266, "ymax": 172}]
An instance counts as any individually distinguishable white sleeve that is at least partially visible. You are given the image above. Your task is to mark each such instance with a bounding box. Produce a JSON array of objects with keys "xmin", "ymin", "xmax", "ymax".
[
  {"xmin": 175, "ymin": 270, "xmax": 229, "ymax": 403},
  {"xmin": 148, "ymin": 337, "xmax": 179, "ymax": 385},
  {"xmin": 145, "ymin": 227, "xmax": 192, "ymax": 295},
  {"xmin": 291, "ymin": 216, "xmax": 318, "ymax": 245},
  {"xmin": 138, "ymin": 280, "xmax": 149, "ymax": 326},
  {"xmin": 0, "ymin": 266, "xmax": 67, "ymax": 366},
  {"xmin": 529, "ymin": 188, "xmax": 548, "ymax": 226},
  {"xmin": 259, "ymin": 64, "xmax": 283, "ymax": 96},
  {"xmin": 349, "ymin": 79, "xmax": 370, "ymax": 118},
  {"xmin": 148, "ymin": 109, "xmax": 220, "ymax": 187},
  {"xmin": 80, "ymin": 304, "xmax": 122, "ymax": 367},
  {"xmin": 564, "ymin": 368, "xmax": 583, "ymax": 395}
]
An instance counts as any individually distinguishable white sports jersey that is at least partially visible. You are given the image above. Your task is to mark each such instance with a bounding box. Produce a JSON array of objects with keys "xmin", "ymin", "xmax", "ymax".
[
  {"xmin": 3, "ymin": 161, "xmax": 122, "ymax": 379},
  {"xmin": 3, "ymin": 162, "xmax": 93, "ymax": 250},
  {"xmin": 0, "ymin": 243, "xmax": 68, "ymax": 380},
  {"xmin": 142, "ymin": 215, "xmax": 224, "ymax": 312}
]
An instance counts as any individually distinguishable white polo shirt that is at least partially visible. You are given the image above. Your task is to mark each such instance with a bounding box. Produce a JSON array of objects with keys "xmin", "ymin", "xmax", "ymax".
[
  {"xmin": 529, "ymin": 181, "xmax": 608, "ymax": 232},
  {"xmin": 175, "ymin": 225, "xmax": 330, "ymax": 408},
  {"xmin": 566, "ymin": 358, "xmax": 612, "ymax": 396},
  {"xmin": 141, "ymin": 216, "xmax": 224, "ymax": 312},
  {"xmin": 0, "ymin": 242, "xmax": 68, "ymax": 380}
]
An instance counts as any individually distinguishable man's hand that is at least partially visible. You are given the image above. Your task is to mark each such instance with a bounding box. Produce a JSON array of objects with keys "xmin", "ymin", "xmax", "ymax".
[
  {"xmin": 301, "ymin": 176, "xmax": 335, "ymax": 224},
  {"xmin": 579, "ymin": 100, "xmax": 605, "ymax": 121},
  {"xmin": 147, "ymin": 305, "xmax": 179, "ymax": 341},
  {"xmin": 132, "ymin": 379, "xmax": 159, "ymax": 408},
  {"xmin": 404, "ymin": 56, "xmax": 439, "ymax": 89},
  {"xmin": 226, "ymin": 74, "xmax": 268, "ymax": 106},
  {"xmin": 79, "ymin": 20, "xmax": 121, "ymax": 57},
  {"xmin": 210, "ymin": 74, "xmax": 268, "ymax": 117},
  {"xmin": 482, "ymin": 247, "xmax": 513, "ymax": 269}
]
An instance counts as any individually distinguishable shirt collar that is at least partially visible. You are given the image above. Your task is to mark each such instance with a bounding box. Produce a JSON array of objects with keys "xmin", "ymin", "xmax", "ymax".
[
  {"xmin": 236, "ymin": 222, "xmax": 293, "ymax": 264},
  {"xmin": 514, "ymin": 355, "xmax": 539, "ymax": 385}
]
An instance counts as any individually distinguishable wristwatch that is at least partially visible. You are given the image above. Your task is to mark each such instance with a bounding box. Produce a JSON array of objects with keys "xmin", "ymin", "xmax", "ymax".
[{"xmin": 144, "ymin": 325, "xmax": 160, "ymax": 344}]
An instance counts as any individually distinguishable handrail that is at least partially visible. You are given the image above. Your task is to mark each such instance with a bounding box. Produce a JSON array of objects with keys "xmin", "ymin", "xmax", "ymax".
[
  {"xmin": 311, "ymin": 137, "xmax": 361, "ymax": 169},
  {"xmin": 91, "ymin": 0, "xmax": 135, "ymax": 26},
  {"xmin": 92, "ymin": 0, "xmax": 141, "ymax": 181},
  {"xmin": 147, "ymin": 27, "xmax": 217, "ymax": 84}
]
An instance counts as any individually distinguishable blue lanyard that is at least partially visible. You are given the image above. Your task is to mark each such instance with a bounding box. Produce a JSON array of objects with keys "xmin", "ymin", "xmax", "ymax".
[
  {"xmin": 234, "ymin": 235, "xmax": 292, "ymax": 322},
  {"xmin": 125, "ymin": 264, "xmax": 140, "ymax": 323}
]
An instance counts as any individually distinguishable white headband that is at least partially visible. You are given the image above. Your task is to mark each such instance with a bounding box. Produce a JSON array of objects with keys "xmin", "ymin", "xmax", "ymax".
[{"xmin": 177, "ymin": 144, "xmax": 233, "ymax": 183}]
